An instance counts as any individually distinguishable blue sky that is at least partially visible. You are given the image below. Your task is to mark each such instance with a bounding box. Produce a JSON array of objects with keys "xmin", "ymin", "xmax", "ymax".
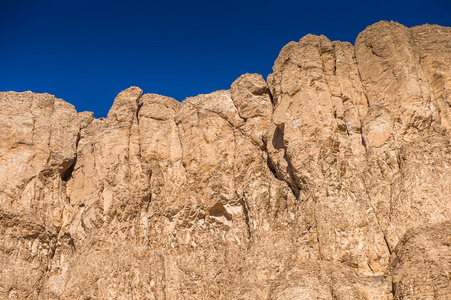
[{"xmin": 1, "ymin": 0, "xmax": 450, "ymax": 118}]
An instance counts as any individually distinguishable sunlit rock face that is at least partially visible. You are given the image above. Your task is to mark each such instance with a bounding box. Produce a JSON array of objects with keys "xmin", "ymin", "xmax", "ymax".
[{"xmin": 1, "ymin": 21, "xmax": 450, "ymax": 299}]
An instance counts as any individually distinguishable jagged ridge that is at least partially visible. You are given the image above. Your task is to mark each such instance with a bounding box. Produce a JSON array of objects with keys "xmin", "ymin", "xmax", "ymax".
[{"xmin": 0, "ymin": 21, "xmax": 450, "ymax": 299}]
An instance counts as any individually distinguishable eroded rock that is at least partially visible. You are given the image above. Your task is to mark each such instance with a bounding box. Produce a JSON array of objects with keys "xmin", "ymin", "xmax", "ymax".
[{"xmin": 1, "ymin": 21, "xmax": 451, "ymax": 299}]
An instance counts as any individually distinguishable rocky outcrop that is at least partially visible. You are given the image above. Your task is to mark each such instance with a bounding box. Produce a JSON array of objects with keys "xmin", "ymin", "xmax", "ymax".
[
  {"xmin": 1, "ymin": 21, "xmax": 450, "ymax": 299},
  {"xmin": 0, "ymin": 91, "xmax": 80, "ymax": 298}
]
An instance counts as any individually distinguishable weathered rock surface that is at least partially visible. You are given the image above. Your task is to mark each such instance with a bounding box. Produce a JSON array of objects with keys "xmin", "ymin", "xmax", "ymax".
[
  {"xmin": 388, "ymin": 221, "xmax": 451, "ymax": 299},
  {"xmin": 1, "ymin": 21, "xmax": 450, "ymax": 299}
]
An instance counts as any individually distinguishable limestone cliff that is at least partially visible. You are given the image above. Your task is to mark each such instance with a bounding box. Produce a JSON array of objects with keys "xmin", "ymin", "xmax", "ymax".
[{"xmin": 1, "ymin": 21, "xmax": 450, "ymax": 299}]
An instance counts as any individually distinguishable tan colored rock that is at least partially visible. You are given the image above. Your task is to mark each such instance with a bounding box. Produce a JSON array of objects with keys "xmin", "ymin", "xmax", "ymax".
[
  {"xmin": 0, "ymin": 91, "xmax": 79, "ymax": 299},
  {"xmin": 267, "ymin": 32, "xmax": 388, "ymax": 275},
  {"xmin": 39, "ymin": 87, "xmax": 160, "ymax": 299},
  {"xmin": 411, "ymin": 24, "xmax": 451, "ymax": 132},
  {"xmin": 268, "ymin": 261, "xmax": 372, "ymax": 300},
  {"xmin": 231, "ymin": 73, "xmax": 273, "ymax": 149},
  {"xmin": 1, "ymin": 21, "xmax": 451, "ymax": 299},
  {"xmin": 356, "ymin": 21, "xmax": 451, "ymax": 252},
  {"xmin": 355, "ymin": 21, "xmax": 436, "ymax": 144},
  {"xmin": 388, "ymin": 221, "xmax": 451, "ymax": 299}
]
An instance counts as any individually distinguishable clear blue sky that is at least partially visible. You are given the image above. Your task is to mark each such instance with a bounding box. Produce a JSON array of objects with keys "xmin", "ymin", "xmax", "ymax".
[{"xmin": 1, "ymin": 0, "xmax": 450, "ymax": 118}]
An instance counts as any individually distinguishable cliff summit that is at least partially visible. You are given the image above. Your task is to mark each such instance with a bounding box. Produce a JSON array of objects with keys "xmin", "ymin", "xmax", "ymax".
[{"xmin": 1, "ymin": 21, "xmax": 451, "ymax": 299}]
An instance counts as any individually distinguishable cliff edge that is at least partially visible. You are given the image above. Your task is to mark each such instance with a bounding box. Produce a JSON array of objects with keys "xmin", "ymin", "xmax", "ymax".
[{"xmin": 1, "ymin": 21, "xmax": 450, "ymax": 299}]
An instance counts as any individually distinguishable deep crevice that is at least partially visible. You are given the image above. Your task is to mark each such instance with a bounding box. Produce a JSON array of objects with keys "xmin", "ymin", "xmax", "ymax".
[
  {"xmin": 136, "ymin": 101, "xmax": 143, "ymax": 125},
  {"xmin": 266, "ymin": 155, "xmax": 278, "ymax": 179},
  {"xmin": 283, "ymin": 152, "xmax": 302, "ymax": 198},
  {"xmin": 241, "ymin": 198, "xmax": 251, "ymax": 240},
  {"xmin": 266, "ymin": 154, "xmax": 300, "ymax": 199},
  {"xmin": 361, "ymin": 134, "xmax": 367, "ymax": 151},
  {"xmin": 62, "ymin": 132, "xmax": 80, "ymax": 183},
  {"xmin": 62, "ymin": 159, "xmax": 76, "ymax": 182},
  {"xmin": 265, "ymin": 126, "xmax": 301, "ymax": 199}
]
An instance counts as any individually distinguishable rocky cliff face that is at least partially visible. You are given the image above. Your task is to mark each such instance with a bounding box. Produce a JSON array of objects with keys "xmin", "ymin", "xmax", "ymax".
[{"xmin": 1, "ymin": 21, "xmax": 450, "ymax": 299}]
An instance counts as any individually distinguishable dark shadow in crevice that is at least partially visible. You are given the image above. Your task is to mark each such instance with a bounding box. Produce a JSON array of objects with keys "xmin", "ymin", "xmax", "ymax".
[
  {"xmin": 62, "ymin": 159, "xmax": 76, "ymax": 183},
  {"xmin": 267, "ymin": 126, "xmax": 300, "ymax": 199},
  {"xmin": 240, "ymin": 198, "xmax": 252, "ymax": 239},
  {"xmin": 272, "ymin": 126, "xmax": 284, "ymax": 150},
  {"xmin": 208, "ymin": 202, "xmax": 232, "ymax": 221}
]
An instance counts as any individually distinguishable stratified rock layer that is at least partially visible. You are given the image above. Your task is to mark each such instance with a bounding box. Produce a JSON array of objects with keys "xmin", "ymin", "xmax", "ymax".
[{"xmin": 1, "ymin": 21, "xmax": 450, "ymax": 299}]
